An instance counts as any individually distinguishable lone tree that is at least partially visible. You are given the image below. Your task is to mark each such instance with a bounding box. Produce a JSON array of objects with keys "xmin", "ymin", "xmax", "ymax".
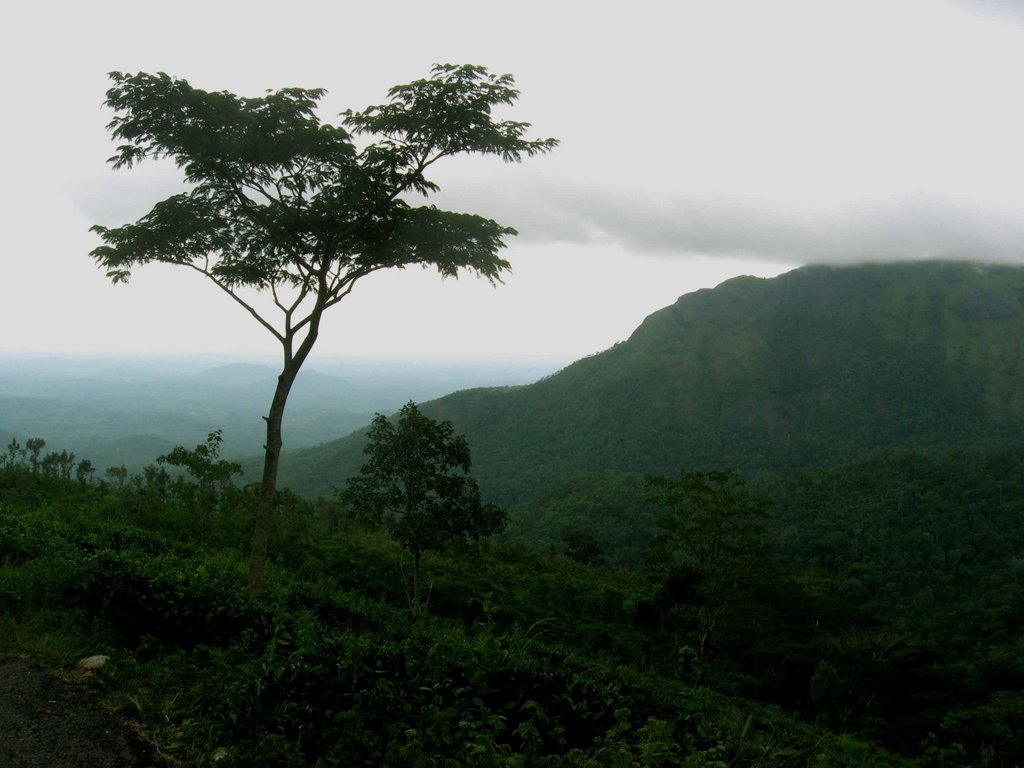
[
  {"xmin": 90, "ymin": 65, "xmax": 556, "ymax": 594},
  {"xmin": 342, "ymin": 402, "xmax": 506, "ymax": 614}
]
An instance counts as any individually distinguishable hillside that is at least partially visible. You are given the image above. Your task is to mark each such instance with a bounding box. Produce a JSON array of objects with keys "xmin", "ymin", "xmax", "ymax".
[
  {"xmin": 0, "ymin": 462, "xmax": 918, "ymax": 767},
  {"xmin": 277, "ymin": 261, "xmax": 1024, "ymax": 502}
]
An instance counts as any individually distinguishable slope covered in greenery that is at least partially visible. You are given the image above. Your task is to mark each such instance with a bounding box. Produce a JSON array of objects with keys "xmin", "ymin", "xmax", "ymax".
[
  {"xmin": 0, "ymin": 458, "xmax": 918, "ymax": 767},
  {"xmin": 278, "ymin": 261, "xmax": 1024, "ymax": 503}
]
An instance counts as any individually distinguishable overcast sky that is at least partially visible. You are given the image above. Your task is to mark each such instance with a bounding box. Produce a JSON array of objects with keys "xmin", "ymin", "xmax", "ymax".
[{"xmin": 3, "ymin": 0, "xmax": 1023, "ymax": 363}]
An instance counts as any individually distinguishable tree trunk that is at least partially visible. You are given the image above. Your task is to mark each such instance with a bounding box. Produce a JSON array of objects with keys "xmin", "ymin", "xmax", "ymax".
[
  {"xmin": 245, "ymin": 289, "xmax": 330, "ymax": 595},
  {"xmin": 247, "ymin": 364, "xmax": 300, "ymax": 594},
  {"xmin": 246, "ymin": 300, "xmax": 325, "ymax": 596},
  {"xmin": 411, "ymin": 547, "xmax": 422, "ymax": 617}
]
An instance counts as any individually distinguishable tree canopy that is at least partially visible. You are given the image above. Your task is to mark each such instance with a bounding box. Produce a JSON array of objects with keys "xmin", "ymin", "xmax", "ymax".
[
  {"xmin": 90, "ymin": 65, "xmax": 556, "ymax": 336},
  {"xmin": 342, "ymin": 402, "xmax": 506, "ymax": 611}
]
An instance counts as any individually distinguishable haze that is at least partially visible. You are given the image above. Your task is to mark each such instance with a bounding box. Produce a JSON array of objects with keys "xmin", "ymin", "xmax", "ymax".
[{"xmin": 3, "ymin": 0, "xmax": 1023, "ymax": 361}]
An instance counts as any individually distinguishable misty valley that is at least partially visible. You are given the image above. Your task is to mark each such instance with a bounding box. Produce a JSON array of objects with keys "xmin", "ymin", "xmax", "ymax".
[
  {"xmin": 0, "ymin": 357, "xmax": 561, "ymax": 474},
  {"xmin": 4, "ymin": 261, "xmax": 1024, "ymax": 766}
]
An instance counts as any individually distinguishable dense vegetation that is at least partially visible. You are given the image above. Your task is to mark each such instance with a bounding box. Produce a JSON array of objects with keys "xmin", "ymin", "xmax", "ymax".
[{"xmin": 4, "ymin": 433, "xmax": 1024, "ymax": 765}]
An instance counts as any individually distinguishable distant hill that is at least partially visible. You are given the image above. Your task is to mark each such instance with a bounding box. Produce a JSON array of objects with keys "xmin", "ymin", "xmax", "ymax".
[
  {"xmin": 0, "ymin": 356, "xmax": 564, "ymax": 472},
  {"xmin": 277, "ymin": 261, "xmax": 1024, "ymax": 503}
]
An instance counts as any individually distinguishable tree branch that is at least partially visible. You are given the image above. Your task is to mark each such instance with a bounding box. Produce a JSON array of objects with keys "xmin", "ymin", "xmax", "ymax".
[{"xmin": 185, "ymin": 262, "xmax": 286, "ymax": 344}]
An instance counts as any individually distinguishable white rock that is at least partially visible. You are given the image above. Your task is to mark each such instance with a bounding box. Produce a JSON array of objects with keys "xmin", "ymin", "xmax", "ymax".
[{"xmin": 77, "ymin": 655, "xmax": 110, "ymax": 670}]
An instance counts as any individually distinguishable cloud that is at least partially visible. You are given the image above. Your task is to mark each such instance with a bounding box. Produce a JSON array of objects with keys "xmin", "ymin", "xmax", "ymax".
[
  {"xmin": 949, "ymin": 0, "xmax": 1024, "ymax": 25},
  {"xmin": 76, "ymin": 162, "xmax": 1024, "ymax": 270},
  {"xmin": 450, "ymin": 182, "xmax": 1024, "ymax": 266}
]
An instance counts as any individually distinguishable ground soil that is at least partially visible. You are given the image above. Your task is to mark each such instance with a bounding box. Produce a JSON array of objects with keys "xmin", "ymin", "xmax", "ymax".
[{"xmin": 0, "ymin": 654, "xmax": 152, "ymax": 767}]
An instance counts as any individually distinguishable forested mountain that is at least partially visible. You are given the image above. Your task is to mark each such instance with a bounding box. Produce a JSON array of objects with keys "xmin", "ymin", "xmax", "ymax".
[{"xmin": 277, "ymin": 261, "xmax": 1024, "ymax": 502}]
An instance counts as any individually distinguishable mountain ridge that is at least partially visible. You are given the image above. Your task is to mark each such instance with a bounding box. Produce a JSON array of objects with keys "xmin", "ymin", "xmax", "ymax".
[{"xmin": 275, "ymin": 260, "xmax": 1024, "ymax": 503}]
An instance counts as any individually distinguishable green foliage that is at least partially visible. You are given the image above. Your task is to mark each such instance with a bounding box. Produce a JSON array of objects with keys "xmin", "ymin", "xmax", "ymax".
[
  {"xmin": 757, "ymin": 448, "xmax": 1024, "ymax": 756},
  {"xmin": 2, "ymin": 436, "xmax": 80, "ymax": 485},
  {"xmin": 157, "ymin": 429, "xmax": 241, "ymax": 493},
  {"xmin": 644, "ymin": 470, "xmax": 773, "ymax": 686},
  {"xmin": 13, "ymin": 435, "xmax": 1024, "ymax": 763},
  {"xmin": 0, "ymin": 461, "xmax": 922, "ymax": 767},
  {"xmin": 343, "ymin": 402, "xmax": 506, "ymax": 550},
  {"xmin": 767, "ymin": 448, "xmax": 1024, "ymax": 662},
  {"xmin": 155, "ymin": 430, "xmax": 244, "ymax": 543},
  {"xmin": 89, "ymin": 65, "xmax": 555, "ymax": 292},
  {"xmin": 0, "ymin": 488, "xmax": 265, "ymax": 651},
  {"xmin": 561, "ymin": 529, "xmax": 606, "ymax": 566},
  {"xmin": 74, "ymin": 549, "xmax": 268, "ymax": 649},
  {"xmin": 509, "ymin": 471, "xmax": 652, "ymax": 566},
  {"xmin": 342, "ymin": 402, "xmax": 506, "ymax": 612},
  {"xmin": 645, "ymin": 470, "xmax": 770, "ymax": 575},
  {"xmin": 924, "ymin": 691, "xmax": 1024, "ymax": 768}
]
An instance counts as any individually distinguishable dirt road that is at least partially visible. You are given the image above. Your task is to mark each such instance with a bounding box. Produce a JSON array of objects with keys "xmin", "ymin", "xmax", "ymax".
[{"xmin": 0, "ymin": 654, "xmax": 151, "ymax": 767}]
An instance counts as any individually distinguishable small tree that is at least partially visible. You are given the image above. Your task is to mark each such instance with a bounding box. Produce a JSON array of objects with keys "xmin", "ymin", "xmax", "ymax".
[
  {"xmin": 561, "ymin": 529, "xmax": 606, "ymax": 566},
  {"xmin": 157, "ymin": 430, "xmax": 242, "ymax": 500},
  {"xmin": 104, "ymin": 464, "xmax": 129, "ymax": 489},
  {"xmin": 342, "ymin": 401, "xmax": 506, "ymax": 614},
  {"xmin": 89, "ymin": 65, "xmax": 556, "ymax": 594},
  {"xmin": 158, "ymin": 429, "xmax": 243, "ymax": 540},
  {"xmin": 25, "ymin": 438, "xmax": 46, "ymax": 476},
  {"xmin": 41, "ymin": 449, "xmax": 76, "ymax": 481},
  {"xmin": 2, "ymin": 439, "xmax": 23, "ymax": 470},
  {"xmin": 75, "ymin": 459, "xmax": 96, "ymax": 484}
]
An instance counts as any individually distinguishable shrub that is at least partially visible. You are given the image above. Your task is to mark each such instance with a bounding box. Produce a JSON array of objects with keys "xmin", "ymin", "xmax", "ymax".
[{"xmin": 73, "ymin": 549, "xmax": 268, "ymax": 649}]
